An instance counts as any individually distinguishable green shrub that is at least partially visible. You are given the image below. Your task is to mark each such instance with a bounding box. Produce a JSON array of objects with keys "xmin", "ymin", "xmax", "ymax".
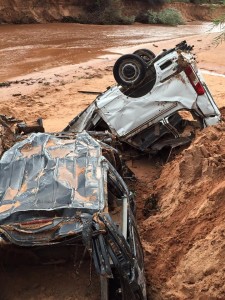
[
  {"xmin": 147, "ymin": 10, "xmax": 159, "ymax": 24},
  {"xmin": 83, "ymin": 0, "xmax": 135, "ymax": 25},
  {"xmin": 213, "ymin": 14, "xmax": 225, "ymax": 44},
  {"xmin": 158, "ymin": 8, "xmax": 184, "ymax": 25},
  {"xmin": 146, "ymin": 8, "xmax": 184, "ymax": 26}
]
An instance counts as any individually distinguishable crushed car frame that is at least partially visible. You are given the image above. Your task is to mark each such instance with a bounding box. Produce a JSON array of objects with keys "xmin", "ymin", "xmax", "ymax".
[
  {"xmin": 65, "ymin": 41, "xmax": 220, "ymax": 155},
  {"xmin": 0, "ymin": 131, "xmax": 146, "ymax": 300}
]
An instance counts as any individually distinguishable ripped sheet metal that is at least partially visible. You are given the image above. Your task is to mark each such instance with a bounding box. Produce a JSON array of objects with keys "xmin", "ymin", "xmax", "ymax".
[
  {"xmin": 95, "ymin": 78, "xmax": 197, "ymax": 137},
  {"xmin": 0, "ymin": 132, "xmax": 105, "ymax": 223}
]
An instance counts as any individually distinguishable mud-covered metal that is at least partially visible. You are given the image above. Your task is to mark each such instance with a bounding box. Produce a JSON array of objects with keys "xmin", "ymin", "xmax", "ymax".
[
  {"xmin": 16, "ymin": 118, "xmax": 45, "ymax": 135},
  {"xmin": 0, "ymin": 131, "xmax": 147, "ymax": 299},
  {"xmin": 64, "ymin": 41, "xmax": 221, "ymax": 158},
  {"xmin": 0, "ymin": 115, "xmax": 19, "ymax": 157},
  {"xmin": 0, "ymin": 132, "xmax": 105, "ymax": 224},
  {"xmin": 91, "ymin": 213, "xmax": 146, "ymax": 299}
]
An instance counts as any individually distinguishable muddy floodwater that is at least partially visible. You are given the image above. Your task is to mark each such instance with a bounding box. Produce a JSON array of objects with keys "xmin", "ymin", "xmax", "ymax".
[{"xmin": 0, "ymin": 22, "xmax": 218, "ymax": 81}]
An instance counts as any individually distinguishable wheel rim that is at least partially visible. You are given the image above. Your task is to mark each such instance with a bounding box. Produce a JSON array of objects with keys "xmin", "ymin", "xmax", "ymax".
[
  {"xmin": 133, "ymin": 49, "xmax": 155, "ymax": 63},
  {"xmin": 119, "ymin": 61, "xmax": 140, "ymax": 84}
]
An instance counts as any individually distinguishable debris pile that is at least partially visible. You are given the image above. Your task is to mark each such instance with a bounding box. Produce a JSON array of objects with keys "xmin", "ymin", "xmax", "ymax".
[
  {"xmin": 1, "ymin": 108, "xmax": 225, "ymax": 299},
  {"xmin": 0, "ymin": 115, "xmax": 17, "ymax": 156}
]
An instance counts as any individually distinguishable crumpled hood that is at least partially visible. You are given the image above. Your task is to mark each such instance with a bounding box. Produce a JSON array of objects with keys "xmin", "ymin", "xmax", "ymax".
[{"xmin": 0, "ymin": 132, "xmax": 105, "ymax": 223}]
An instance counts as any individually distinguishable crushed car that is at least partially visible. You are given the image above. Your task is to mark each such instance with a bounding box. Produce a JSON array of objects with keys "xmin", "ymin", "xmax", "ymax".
[
  {"xmin": 0, "ymin": 131, "xmax": 146, "ymax": 300},
  {"xmin": 64, "ymin": 41, "xmax": 221, "ymax": 157}
]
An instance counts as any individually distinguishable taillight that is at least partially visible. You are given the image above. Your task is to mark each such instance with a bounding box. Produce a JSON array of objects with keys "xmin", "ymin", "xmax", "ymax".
[{"xmin": 184, "ymin": 66, "xmax": 205, "ymax": 95}]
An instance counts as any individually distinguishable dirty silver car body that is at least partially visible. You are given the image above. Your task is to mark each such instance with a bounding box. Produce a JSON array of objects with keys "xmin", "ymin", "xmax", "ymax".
[
  {"xmin": 65, "ymin": 41, "xmax": 221, "ymax": 154},
  {"xmin": 0, "ymin": 131, "xmax": 147, "ymax": 300}
]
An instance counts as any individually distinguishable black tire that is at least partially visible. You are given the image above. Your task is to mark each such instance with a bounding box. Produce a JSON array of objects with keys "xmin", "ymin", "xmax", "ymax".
[
  {"xmin": 133, "ymin": 49, "xmax": 156, "ymax": 63},
  {"xmin": 113, "ymin": 54, "xmax": 147, "ymax": 87}
]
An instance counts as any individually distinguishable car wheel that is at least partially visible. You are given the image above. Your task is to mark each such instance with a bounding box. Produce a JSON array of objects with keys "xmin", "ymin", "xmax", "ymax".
[
  {"xmin": 113, "ymin": 54, "xmax": 147, "ymax": 87},
  {"xmin": 133, "ymin": 49, "xmax": 156, "ymax": 63}
]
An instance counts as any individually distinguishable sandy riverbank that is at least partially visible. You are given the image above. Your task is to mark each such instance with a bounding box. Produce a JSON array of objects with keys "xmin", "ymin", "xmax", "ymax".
[{"xmin": 1, "ymin": 31, "xmax": 225, "ymax": 132}]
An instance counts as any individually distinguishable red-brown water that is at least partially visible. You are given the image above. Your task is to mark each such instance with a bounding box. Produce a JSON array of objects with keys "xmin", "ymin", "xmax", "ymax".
[{"xmin": 0, "ymin": 22, "xmax": 218, "ymax": 81}]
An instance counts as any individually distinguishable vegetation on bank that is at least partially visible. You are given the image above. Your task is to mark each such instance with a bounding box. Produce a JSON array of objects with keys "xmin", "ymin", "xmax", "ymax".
[
  {"xmin": 63, "ymin": 0, "xmax": 134, "ymax": 25},
  {"xmin": 0, "ymin": 0, "xmax": 224, "ymax": 25},
  {"xmin": 61, "ymin": 0, "xmax": 224, "ymax": 26},
  {"xmin": 63, "ymin": 0, "xmax": 185, "ymax": 26},
  {"xmin": 136, "ymin": 8, "xmax": 184, "ymax": 26},
  {"xmin": 80, "ymin": 0, "xmax": 135, "ymax": 25},
  {"xmin": 138, "ymin": 0, "xmax": 223, "ymax": 3},
  {"xmin": 213, "ymin": 14, "xmax": 225, "ymax": 43}
]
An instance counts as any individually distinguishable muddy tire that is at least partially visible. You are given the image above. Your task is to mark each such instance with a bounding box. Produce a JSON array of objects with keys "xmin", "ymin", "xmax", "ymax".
[
  {"xmin": 113, "ymin": 54, "xmax": 147, "ymax": 87},
  {"xmin": 133, "ymin": 49, "xmax": 156, "ymax": 63}
]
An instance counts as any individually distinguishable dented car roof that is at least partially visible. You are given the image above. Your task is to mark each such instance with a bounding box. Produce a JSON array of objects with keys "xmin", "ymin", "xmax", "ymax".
[{"xmin": 0, "ymin": 132, "xmax": 105, "ymax": 222}]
